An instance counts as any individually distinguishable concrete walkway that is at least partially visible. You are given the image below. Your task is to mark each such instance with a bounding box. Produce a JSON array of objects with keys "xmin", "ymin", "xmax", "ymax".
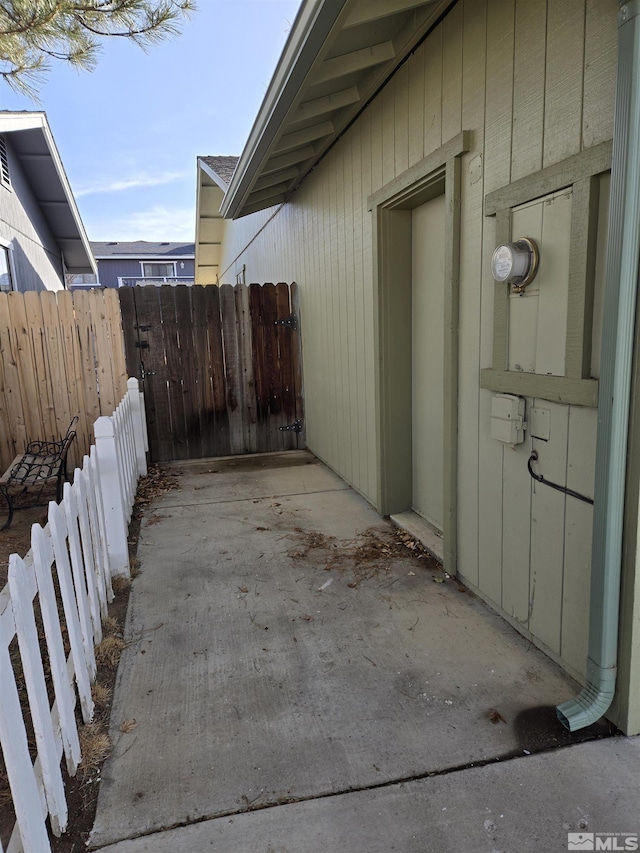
[{"xmin": 89, "ymin": 452, "xmax": 640, "ymax": 852}]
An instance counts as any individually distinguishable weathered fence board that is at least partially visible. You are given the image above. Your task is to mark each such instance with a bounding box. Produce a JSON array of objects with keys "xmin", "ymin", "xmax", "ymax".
[
  {"xmin": 0, "ymin": 290, "xmax": 127, "ymax": 475},
  {"xmin": 119, "ymin": 284, "xmax": 304, "ymax": 462}
]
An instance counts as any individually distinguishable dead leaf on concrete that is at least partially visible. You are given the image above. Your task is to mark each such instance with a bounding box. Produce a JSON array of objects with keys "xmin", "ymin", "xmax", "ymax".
[
  {"xmin": 487, "ymin": 708, "xmax": 507, "ymax": 725},
  {"xmin": 120, "ymin": 719, "xmax": 138, "ymax": 733}
]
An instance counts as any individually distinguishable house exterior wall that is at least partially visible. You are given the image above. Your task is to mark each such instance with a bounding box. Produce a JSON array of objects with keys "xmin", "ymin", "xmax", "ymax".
[
  {"xmin": 96, "ymin": 257, "xmax": 196, "ymax": 288},
  {"xmin": 0, "ymin": 136, "xmax": 64, "ymax": 292},
  {"xmin": 217, "ymin": 0, "xmax": 636, "ymax": 728},
  {"xmin": 196, "ymin": 180, "xmax": 226, "ymax": 284}
]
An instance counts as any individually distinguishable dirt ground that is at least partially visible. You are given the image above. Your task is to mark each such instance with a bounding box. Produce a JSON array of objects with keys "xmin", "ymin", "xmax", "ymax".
[{"xmin": 0, "ymin": 466, "xmax": 180, "ymax": 852}]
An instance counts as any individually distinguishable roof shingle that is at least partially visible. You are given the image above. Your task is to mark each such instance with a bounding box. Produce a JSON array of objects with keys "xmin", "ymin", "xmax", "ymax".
[
  {"xmin": 91, "ymin": 241, "xmax": 194, "ymax": 257},
  {"xmin": 199, "ymin": 156, "xmax": 239, "ymax": 187}
]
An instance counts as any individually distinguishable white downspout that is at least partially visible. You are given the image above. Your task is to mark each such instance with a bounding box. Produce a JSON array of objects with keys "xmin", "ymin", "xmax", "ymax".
[{"xmin": 557, "ymin": 0, "xmax": 640, "ymax": 731}]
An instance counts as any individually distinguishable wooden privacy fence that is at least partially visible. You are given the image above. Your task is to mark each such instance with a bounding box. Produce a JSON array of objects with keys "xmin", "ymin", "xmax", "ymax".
[
  {"xmin": 0, "ymin": 289, "xmax": 127, "ymax": 474},
  {"xmin": 0, "ymin": 380, "xmax": 147, "ymax": 853},
  {"xmin": 119, "ymin": 283, "xmax": 304, "ymax": 462}
]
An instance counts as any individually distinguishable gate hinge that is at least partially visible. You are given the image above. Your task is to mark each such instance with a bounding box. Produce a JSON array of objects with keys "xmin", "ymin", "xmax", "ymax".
[
  {"xmin": 140, "ymin": 365, "xmax": 156, "ymax": 380},
  {"xmin": 280, "ymin": 419, "xmax": 303, "ymax": 434},
  {"xmin": 134, "ymin": 323, "xmax": 151, "ymax": 331},
  {"xmin": 134, "ymin": 340, "xmax": 149, "ymax": 349},
  {"xmin": 274, "ymin": 314, "xmax": 297, "ymax": 331}
]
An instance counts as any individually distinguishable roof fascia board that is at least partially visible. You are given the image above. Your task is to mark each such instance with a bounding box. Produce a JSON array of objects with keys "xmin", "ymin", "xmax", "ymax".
[
  {"xmin": 0, "ymin": 111, "xmax": 47, "ymax": 132},
  {"xmin": 94, "ymin": 254, "xmax": 194, "ymax": 260},
  {"xmin": 221, "ymin": 0, "xmax": 349, "ymax": 219},
  {"xmin": 39, "ymin": 117, "xmax": 97, "ymax": 275}
]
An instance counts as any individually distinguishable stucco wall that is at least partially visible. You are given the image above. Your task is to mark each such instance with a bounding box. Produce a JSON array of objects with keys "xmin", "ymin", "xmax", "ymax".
[{"xmin": 218, "ymin": 0, "xmax": 621, "ymax": 711}]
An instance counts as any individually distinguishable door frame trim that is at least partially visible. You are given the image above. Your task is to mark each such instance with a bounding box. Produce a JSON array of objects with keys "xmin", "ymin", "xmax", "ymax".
[{"xmin": 368, "ymin": 131, "xmax": 469, "ymax": 575}]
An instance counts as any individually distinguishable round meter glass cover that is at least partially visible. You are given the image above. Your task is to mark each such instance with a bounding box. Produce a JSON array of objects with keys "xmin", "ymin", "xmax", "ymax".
[{"xmin": 492, "ymin": 244, "xmax": 514, "ymax": 281}]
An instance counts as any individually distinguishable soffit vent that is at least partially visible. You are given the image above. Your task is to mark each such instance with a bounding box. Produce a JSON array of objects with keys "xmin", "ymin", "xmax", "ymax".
[{"xmin": 0, "ymin": 137, "xmax": 10, "ymax": 189}]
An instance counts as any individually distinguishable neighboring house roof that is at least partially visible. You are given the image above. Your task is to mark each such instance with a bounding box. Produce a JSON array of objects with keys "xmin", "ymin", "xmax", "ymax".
[
  {"xmin": 198, "ymin": 156, "xmax": 239, "ymax": 189},
  {"xmin": 91, "ymin": 241, "xmax": 195, "ymax": 259},
  {"xmin": 221, "ymin": 0, "xmax": 452, "ymax": 219},
  {"xmin": 0, "ymin": 111, "xmax": 96, "ymax": 274}
]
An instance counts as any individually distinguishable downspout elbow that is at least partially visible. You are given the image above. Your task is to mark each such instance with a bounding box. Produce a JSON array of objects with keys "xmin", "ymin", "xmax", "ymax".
[{"xmin": 556, "ymin": 660, "xmax": 617, "ymax": 732}]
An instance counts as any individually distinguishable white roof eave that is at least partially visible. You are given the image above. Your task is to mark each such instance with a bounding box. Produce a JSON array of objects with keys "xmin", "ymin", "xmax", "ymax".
[
  {"xmin": 220, "ymin": 0, "xmax": 452, "ymax": 221},
  {"xmin": 220, "ymin": 0, "xmax": 348, "ymax": 219},
  {"xmin": 1, "ymin": 112, "xmax": 96, "ymax": 275}
]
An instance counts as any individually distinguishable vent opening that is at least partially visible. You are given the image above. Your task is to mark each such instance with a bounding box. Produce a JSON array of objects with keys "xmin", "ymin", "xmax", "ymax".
[{"xmin": 0, "ymin": 137, "xmax": 10, "ymax": 189}]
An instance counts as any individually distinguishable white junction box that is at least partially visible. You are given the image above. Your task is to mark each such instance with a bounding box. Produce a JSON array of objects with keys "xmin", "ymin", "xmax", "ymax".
[
  {"xmin": 490, "ymin": 394, "xmax": 526, "ymax": 445},
  {"xmin": 530, "ymin": 406, "xmax": 551, "ymax": 441}
]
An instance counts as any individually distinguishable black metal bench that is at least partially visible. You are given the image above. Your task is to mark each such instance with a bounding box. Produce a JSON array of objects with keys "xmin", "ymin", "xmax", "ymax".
[{"xmin": 0, "ymin": 417, "xmax": 78, "ymax": 530}]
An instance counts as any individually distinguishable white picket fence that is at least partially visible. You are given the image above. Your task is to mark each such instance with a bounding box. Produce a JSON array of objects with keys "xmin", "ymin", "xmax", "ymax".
[{"xmin": 0, "ymin": 378, "xmax": 148, "ymax": 853}]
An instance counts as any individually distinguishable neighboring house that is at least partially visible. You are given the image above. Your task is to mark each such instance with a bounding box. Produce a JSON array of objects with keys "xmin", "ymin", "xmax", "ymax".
[
  {"xmin": 211, "ymin": 1, "xmax": 640, "ymax": 735},
  {"xmin": 86, "ymin": 241, "xmax": 195, "ymax": 288},
  {"xmin": 195, "ymin": 156, "xmax": 238, "ymax": 284},
  {"xmin": 0, "ymin": 111, "xmax": 95, "ymax": 292}
]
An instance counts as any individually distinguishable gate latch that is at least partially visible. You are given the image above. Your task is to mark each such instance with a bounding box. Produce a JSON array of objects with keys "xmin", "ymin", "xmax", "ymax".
[
  {"xmin": 134, "ymin": 323, "xmax": 151, "ymax": 331},
  {"xmin": 280, "ymin": 419, "xmax": 303, "ymax": 434},
  {"xmin": 134, "ymin": 340, "xmax": 149, "ymax": 349},
  {"xmin": 274, "ymin": 315, "xmax": 297, "ymax": 331}
]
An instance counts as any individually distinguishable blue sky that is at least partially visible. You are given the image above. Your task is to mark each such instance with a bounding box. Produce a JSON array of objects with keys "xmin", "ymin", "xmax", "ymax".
[{"xmin": 1, "ymin": 0, "xmax": 302, "ymax": 242}]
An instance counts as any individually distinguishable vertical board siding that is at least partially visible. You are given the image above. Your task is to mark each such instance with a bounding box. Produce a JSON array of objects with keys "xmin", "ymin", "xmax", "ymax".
[
  {"xmin": 543, "ymin": 0, "xmax": 585, "ymax": 168},
  {"xmin": 408, "ymin": 48, "xmax": 425, "ymax": 167},
  {"xmin": 441, "ymin": 1, "xmax": 463, "ymax": 144},
  {"xmin": 583, "ymin": 0, "xmax": 618, "ymax": 149},
  {"xmin": 477, "ymin": 0, "xmax": 515, "ymax": 604},
  {"xmin": 119, "ymin": 284, "xmax": 303, "ymax": 463},
  {"xmin": 216, "ymin": 0, "xmax": 617, "ymax": 680},
  {"xmin": 424, "ymin": 25, "xmax": 443, "ymax": 155},
  {"xmin": 511, "ymin": 0, "xmax": 546, "ymax": 181},
  {"xmin": 457, "ymin": 0, "xmax": 487, "ymax": 587},
  {"xmin": 0, "ymin": 290, "xmax": 127, "ymax": 474}
]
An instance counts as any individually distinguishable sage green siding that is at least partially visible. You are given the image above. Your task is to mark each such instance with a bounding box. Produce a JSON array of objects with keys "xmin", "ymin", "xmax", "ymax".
[{"xmin": 219, "ymin": 0, "xmax": 619, "ymax": 696}]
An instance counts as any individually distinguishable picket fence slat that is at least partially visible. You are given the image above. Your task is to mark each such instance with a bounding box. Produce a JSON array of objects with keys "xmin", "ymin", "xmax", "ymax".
[
  {"xmin": 75, "ymin": 467, "xmax": 105, "ymax": 641},
  {"xmin": 9, "ymin": 553, "xmax": 68, "ymax": 836},
  {"xmin": 48, "ymin": 501, "xmax": 94, "ymax": 724},
  {"xmin": 62, "ymin": 481, "xmax": 98, "ymax": 682},
  {"xmin": 0, "ymin": 636, "xmax": 49, "ymax": 851},
  {"xmin": 88, "ymin": 448, "xmax": 114, "ymax": 604},
  {"xmin": 85, "ymin": 454, "xmax": 114, "ymax": 606},
  {"xmin": 31, "ymin": 526, "xmax": 82, "ymax": 776},
  {"xmin": 0, "ymin": 378, "xmax": 148, "ymax": 852}
]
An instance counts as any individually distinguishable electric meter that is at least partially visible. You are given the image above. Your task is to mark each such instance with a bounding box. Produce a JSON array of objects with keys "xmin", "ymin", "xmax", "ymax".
[{"xmin": 491, "ymin": 238, "xmax": 539, "ymax": 292}]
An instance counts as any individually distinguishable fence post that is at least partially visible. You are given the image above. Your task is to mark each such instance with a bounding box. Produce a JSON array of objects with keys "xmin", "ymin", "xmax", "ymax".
[
  {"xmin": 127, "ymin": 377, "xmax": 148, "ymax": 476},
  {"xmin": 94, "ymin": 416, "xmax": 130, "ymax": 578}
]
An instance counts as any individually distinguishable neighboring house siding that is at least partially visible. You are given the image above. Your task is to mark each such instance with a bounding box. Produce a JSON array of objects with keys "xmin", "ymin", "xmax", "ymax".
[
  {"xmin": 97, "ymin": 258, "xmax": 196, "ymax": 288},
  {"xmin": 219, "ymin": 0, "xmax": 618, "ymax": 692},
  {"xmin": 0, "ymin": 136, "xmax": 64, "ymax": 291}
]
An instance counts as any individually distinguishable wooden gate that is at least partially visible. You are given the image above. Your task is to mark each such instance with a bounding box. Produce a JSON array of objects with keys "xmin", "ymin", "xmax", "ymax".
[{"xmin": 118, "ymin": 283, "xmax": 303, "ymax": 462}]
